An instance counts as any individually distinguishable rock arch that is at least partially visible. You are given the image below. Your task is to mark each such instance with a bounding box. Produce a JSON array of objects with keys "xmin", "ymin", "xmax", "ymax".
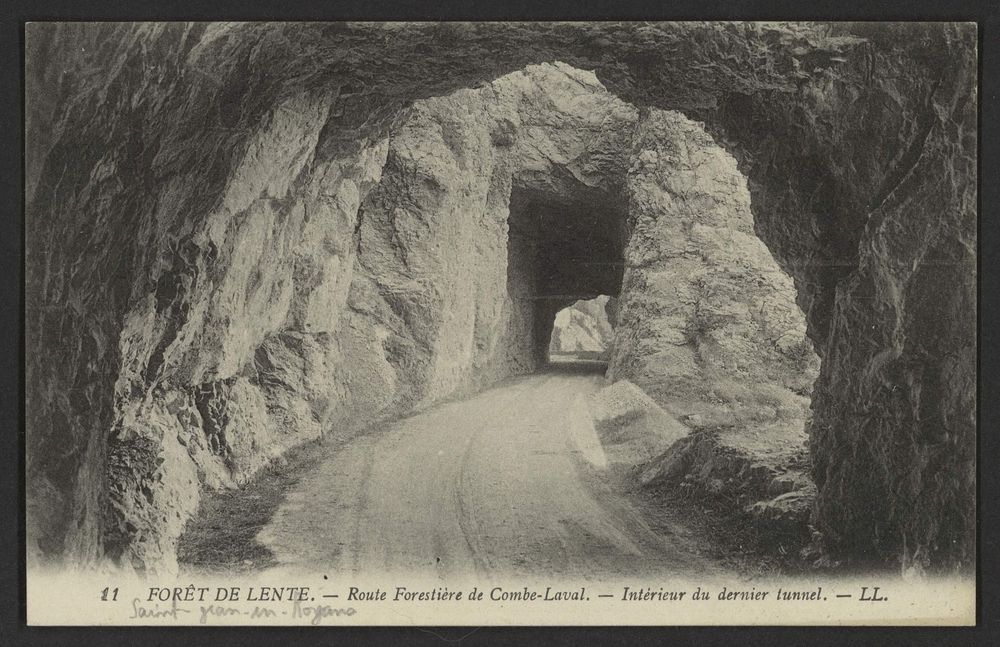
[{"xmin": 24, "ymin": 22, "xmax": 976, "ymax": 573}]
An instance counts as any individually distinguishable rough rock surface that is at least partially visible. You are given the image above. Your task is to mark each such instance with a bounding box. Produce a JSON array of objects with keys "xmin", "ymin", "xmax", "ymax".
[
  {"xmin": 610, "ymin": 109, "xmax": 819, "ymax": 435},
  {"xmin": 639, "ymin": 424, "xmax": 814, "ymax": 533},
  {"xmin": 25, "ymin": 22, "xmax": 976, "ymax": 573}
]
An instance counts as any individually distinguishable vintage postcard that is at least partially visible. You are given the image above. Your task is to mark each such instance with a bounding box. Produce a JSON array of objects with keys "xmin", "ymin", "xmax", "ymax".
[{"xmin": 23, "ymin": 21, "xmax": 977, "ymax": 626}]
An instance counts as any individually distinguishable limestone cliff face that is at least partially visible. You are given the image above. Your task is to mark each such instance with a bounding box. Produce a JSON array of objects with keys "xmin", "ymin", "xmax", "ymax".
[
  {"xmin": 102, "ymin": 100, "xmax": 392, "ymax": 571},
  {"xmin": 611, "ymin": 110, "xmax": 818, "ymax": 430},
  {"xmin": 25, "ymin": 22, "xmax": 976, "ymax": 573}
]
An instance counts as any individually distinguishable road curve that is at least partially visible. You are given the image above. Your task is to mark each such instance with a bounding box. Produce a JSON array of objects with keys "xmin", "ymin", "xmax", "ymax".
[{"xmin": 257, "ymin": 360, "xmax": 719, "ymax": 581}]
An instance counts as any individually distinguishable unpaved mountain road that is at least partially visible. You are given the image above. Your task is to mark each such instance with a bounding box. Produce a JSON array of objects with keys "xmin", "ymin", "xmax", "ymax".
[{"xmin": 254, "ymin": 359, "xmax": 720, "ymax": 581}]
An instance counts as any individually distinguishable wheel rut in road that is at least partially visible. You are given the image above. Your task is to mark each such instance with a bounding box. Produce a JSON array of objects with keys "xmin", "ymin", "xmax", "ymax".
[{"xmin": 256, "ymin": 361, "xmax": 720, "ymax": 581}]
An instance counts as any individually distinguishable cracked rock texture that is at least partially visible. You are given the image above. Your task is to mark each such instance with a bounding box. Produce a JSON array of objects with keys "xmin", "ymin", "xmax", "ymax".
[
  {"xmin": 611, "ymin": 110, "xmax": 819, "ymax": 430},
  {"xmin": 25, "ymin": 22, "xmax": 976, "ymax": 573}
]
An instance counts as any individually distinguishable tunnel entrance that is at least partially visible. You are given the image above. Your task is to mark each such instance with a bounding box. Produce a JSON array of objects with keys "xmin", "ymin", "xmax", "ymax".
[
  {"xmin": 546, "ymin": 295, "xmax": 616, "ymax": 376},
  {"xmin": 77, "ymin": 59, "xmax": 820, "ymax": 573},
  {"xmin": 480, "ymin": 64, "xmax": 821, "ymax": 538},
  {"xmin": 548, "ymin": 295, "xmax": 615, "ymax": 362},
  {"xmin": 504, "ymin": 183, "xmax": 627, "ymax": 373}
]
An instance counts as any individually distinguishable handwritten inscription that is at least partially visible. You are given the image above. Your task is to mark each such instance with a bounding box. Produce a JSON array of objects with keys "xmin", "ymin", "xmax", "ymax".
[
  {"xmin": 130, "ymin": 598, "xmax": 191, "ymax": 620},
  {"xmin": 114, "ymin": 582, "xmax": 890, "ymax": 625},
  {"xmin": 127, "ymin": 597, "xmax": 356, "ymax": 624}
]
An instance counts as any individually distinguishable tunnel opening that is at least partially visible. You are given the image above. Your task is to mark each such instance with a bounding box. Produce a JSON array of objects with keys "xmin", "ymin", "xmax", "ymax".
[
  {"xmin": 478, "ymin": 63, "xmax": 824, "ymax": 556},
  {"xmin": 504, "ymin": 182, "xmax": 627, "ymax": 374},
  {"xmin": 546, "ymin": 295, "xmax": 616, "ymax": 376},
  {"xmin": 548, "ymin": 295, "xmax": 615, "ymax": 360}
]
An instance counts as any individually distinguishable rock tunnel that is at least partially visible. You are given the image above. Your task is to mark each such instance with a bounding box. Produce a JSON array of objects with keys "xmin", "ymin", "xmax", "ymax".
[
  {"xmin": 24, "ymin": 22, "xmax": 976, "ymax": 575},
  {"xmin": 506, "ymin": 183, "xmax": 627, "ymax": 368}
]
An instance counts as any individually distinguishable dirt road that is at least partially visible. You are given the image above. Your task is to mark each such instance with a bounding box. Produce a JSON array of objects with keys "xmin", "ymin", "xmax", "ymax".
[{"xmin": 256, "ymin": 360, "xmax": 718, "ymax": 580}]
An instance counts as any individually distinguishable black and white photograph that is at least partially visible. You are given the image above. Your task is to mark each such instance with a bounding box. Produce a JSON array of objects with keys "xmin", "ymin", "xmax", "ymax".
[{"xmin": 18, "ymin": 18, "xmax": 981, "ymax": 626}]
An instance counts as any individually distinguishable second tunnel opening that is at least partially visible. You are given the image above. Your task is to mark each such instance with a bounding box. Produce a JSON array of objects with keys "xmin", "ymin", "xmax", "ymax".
[{"xmin": 504, "ymin": 183, "xmax": 627, "ymax": 374}]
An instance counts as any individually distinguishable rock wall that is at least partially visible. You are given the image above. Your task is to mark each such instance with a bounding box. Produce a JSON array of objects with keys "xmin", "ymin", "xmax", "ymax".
[
  {"xmin": 705, "ymin": 24, "xmax": 978, "ymax": 571},
  {"xmin": 25, "ymin": 22, "xmax": 976, "ymax": 573},
  {"xmin": 102, "ymin": 98, "xmax": 392, "ymax": 572},
  {"xmin": 610, "ymin": 110, "xmax": 818, "ymax": 433},
  {"xmin": 804, "ymin": 26, "xmax": 978, "ymax": 570}
]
